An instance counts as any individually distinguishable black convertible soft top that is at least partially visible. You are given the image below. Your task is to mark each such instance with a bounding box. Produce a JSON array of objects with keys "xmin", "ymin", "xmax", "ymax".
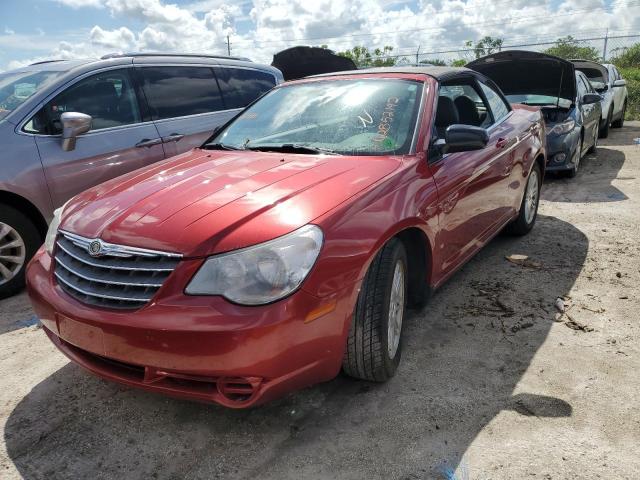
[{"xmin": 272, "ymin": 46, "xmax": 357, "ymax": 81}]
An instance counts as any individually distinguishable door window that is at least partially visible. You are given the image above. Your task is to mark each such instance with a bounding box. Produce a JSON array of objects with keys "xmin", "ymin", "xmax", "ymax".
[
  {"xmin": 214, "ymin": 67, "xmax": 276, "ymax": 109},
  {"xmin": 436, "ymin": 81, "xmax": 492, "ymax": 138},
  {"xmin": 138, "ymin": 66, "xmax": 224, "ymax": 120},
  {"xmin": 478, "ymin": 81, "xmax": 510, "ymax": 122},
  {"xmin": 27, "ymin": 69, "xmax": 141, "ymax": 134}
]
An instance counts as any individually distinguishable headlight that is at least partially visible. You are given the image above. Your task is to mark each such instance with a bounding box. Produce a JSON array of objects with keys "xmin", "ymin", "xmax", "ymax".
[
  {"xmin": 44, "ymin": 202, "xmax": 70, "ymax": 255},
  {"xmin": 186, "ymin": 224, "xmax": 323, "ymax": 305},
  {"xmin": 547, "ymin": 118, "xmax": 576, "ymax": 136}
]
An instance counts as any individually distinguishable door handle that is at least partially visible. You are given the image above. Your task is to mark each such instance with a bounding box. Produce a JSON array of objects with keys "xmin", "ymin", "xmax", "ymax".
[
  {"xmin": 162, "ymin": 133, "xmax": 185, "ymax": 143},
  {"xmin": 135, "ymin": 138, "xmax": 163, "ymax": 148},
  {"xmin": 496, "ymin": 137, "xmax": 512, "ymax": 149}
]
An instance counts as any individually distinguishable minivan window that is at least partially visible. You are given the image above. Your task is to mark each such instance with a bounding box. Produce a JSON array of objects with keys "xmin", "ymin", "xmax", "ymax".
[
  {"xmin": 27, "ymin": 69, "xmax": 141, "ymax": 134},
  {"xmin": 214, "ymin": 67, "xmax": 276, "ymax": 109},
  {"xmin": 0, "ymin": 70, "xmax": 62, "ymax": 121},
  {"xmin": 138, "ymin": 66, "xmax": 224, "ymax": 120}
]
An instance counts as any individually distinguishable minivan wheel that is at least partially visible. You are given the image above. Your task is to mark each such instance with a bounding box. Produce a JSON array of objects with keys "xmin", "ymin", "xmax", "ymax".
[
  {"xmin": 505, "ymin": 162, "xmax": 541, "ymax": 236},
  {"xmin": 0, "ymin": 205, "xmax": 41, "ymax": 299},
  {"xmin": 566, "ymin": 137, "xmax": 582, "ymax": 178},
  {"xmin": 343, "ymin": 238, "xmax": 408, "ymax": 382}
]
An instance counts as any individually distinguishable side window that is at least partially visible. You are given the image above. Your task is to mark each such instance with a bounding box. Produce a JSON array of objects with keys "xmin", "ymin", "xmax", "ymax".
[
  {"xmin": 27, "ymin": 69, "xmax": 141, "ymax": 134},
  {"xmin": 577, "ymin": 75, "xmax": 588, "ymax": 98},
  {"xmin": 214, "ymin": 67, "xmax": 276, "ymax": 109},
  {"xmin": 435, "ymin": 80, "xmax": 493, "ymax": 138},
  {"xmin": 478, "ymin": 81, "xmax": 510, "ymax": 122},
  {"xmin": 138, "ymin": 66, "xmax": 224, "ymax": 120}
]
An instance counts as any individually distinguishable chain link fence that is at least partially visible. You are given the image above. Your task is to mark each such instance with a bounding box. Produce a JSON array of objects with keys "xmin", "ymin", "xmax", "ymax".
[{"xmin": 378, "ymin": 34, "xmax": 640, "ymax": 65}]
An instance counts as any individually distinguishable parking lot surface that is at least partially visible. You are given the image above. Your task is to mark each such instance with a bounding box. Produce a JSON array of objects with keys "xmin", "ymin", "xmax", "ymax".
[{"xmin": 1, "ymin": 123, "xmax": 639, "ymax": 480}]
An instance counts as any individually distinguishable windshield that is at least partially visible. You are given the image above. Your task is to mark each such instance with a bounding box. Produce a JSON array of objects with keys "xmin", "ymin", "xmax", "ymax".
[
  {"xmin": 0, "ymin": 70, "xmax": 62, "ymax": 120},
  {"xmin": 506, "ymin": 94, "xmax": 573, "ymax": 109},
  {"xmin": 212, "ymin": 79, "xmax": 424, "ymax": 156}
]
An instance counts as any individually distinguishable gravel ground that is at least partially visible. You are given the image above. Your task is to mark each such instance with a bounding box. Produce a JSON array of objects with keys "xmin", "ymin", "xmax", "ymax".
[{"xmin": 1, "ymin": 123, "xmax": 639, "ymax": 480}]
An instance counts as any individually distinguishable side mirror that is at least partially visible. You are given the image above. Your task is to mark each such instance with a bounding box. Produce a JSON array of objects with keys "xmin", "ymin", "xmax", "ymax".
[
  {"xmin": 61, "ymin": 112, "xmax": 92, "ymax": 152},
  {"xmin": 582, "ymin": 93, "xmax": 601, "ymax": 105},
  {"xmin": 436, "ymin": 124, "xmax": 489, "ymax": 154},
  {"xmin": 613, "ymin": 79, "xmax": 626, "ymax": 88}
]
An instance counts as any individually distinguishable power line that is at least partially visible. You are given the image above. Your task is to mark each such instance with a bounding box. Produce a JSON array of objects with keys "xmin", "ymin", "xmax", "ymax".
[{"xmin": 230, "ymin": 1, "xmax": 640, "ymax": 46}]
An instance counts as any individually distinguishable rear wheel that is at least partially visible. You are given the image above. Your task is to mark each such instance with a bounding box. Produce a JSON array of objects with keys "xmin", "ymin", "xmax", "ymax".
[
  {"xmin": 611, "ymin": 101, "xmax": 626, "ymax": 128},
  {"xmin": 0, "ymin": 205, "xmax": 41, "ymax": 299},
  {"xmin": 587, "ymin": 122, "xmax": 599, "ymax": 154},
  {"xmin": 505, "ymin": 162, "xmax": 541, "ymax": 236},
  {"xmin": 343, "ymin": 239, "xmax": 407, "ymax": 382},
  {"xmin": 599, "ymin": 109, "xmax": 611, "ymax": 138}
]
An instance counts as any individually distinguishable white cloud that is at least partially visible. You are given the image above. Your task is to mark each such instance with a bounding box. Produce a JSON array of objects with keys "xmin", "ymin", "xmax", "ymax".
[
  {"xmin": 4, "ymin": 27, "xmax": 15, "ymax": 35},
  {"xmin": 4, "ymin": 0, "xmax": 640, "ymax": 71},
  {"xmin": 55, "ymin": 0, "xmax": 104, "ymax": 8}
]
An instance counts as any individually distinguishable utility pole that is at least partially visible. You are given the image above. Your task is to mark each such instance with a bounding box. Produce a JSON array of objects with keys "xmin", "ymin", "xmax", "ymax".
[
  {"xmin": 603, "ymin": 28, "xmax": 608, "ymax": 61},
  {"xmin": 227, "ymin": 35, "xmax": 231, "ymax": 56},
  {"xmin": 416, "ymin": 45, "xmax": 420, "ymax": 65}
]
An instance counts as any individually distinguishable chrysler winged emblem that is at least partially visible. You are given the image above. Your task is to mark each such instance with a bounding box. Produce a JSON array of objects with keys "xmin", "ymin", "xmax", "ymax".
[{"xmin": 88, "ymin": 239, "xmax": 103, "ymax": 257}]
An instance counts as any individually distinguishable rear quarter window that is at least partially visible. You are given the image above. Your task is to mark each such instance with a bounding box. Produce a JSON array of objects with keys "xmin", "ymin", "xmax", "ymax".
[
  {"xmin": 214, "ymin": 67, "xmax": 276, "ymax": 109},
  {"xmin": 138, "ymin": 66, "xmax": 224, "ymax": 120}
]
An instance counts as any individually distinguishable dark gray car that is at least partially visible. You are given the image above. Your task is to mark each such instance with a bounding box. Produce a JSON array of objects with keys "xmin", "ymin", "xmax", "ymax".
[
  {"xmin": 468, "ymin": 50, "xmax": 602, "ymax": 178},
  {"xmin": 0, "ymin": 53, "xmax": 282, "ymax": 297}
]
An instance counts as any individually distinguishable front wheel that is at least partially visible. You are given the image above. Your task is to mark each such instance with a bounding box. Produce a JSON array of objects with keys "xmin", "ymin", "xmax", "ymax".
[
  {"xmin": 343, "ymin": 239, "xmax": 408, "ymax": 382},
  {"xmin": 0, "ymin": 205, "xmax": 41, "ymax": 299},
  {"xmin": 587, "ymin": 122, "xmax": 599, "ymax": 154},
  {"xmin": 505, "ymin": 162, "xmax": 541, "ymax": 236}
]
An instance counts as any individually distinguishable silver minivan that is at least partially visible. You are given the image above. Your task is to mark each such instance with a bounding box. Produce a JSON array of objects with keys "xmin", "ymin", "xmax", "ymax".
[{"xmin": 0, "ymin": 53, "xmax": 283, "ymax": 297}]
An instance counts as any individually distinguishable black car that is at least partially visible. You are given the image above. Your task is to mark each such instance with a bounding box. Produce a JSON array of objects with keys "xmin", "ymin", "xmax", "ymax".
[{"xmin": 468, "ymin": 51, "xmax": 602, "ymax": 177}]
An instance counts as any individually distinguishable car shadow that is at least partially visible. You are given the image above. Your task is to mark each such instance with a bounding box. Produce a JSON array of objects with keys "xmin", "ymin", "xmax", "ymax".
[
  {"xmin": 4, "ymin": 214, "xmax": 587, "ymax": 480},
  {"xmin": 0, "ymin": 292, "xmax": 38, "ymax": 335},
  {"xmin": 541, "ymin": 123, "xmax": 639, "ymax": 203}
]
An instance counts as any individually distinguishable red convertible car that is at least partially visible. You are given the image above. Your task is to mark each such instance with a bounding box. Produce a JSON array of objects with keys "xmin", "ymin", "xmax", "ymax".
[{"xmin": 27, "ymin": 67, "xmax": 545, "ymax": 408}]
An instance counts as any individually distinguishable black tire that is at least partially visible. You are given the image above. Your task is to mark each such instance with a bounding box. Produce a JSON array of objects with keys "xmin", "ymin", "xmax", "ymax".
[
  {"xmin": 599, "ymin": 109, "xmax": 611, "ymax": 138},
  {"xmin": 0, "ymin": 205, "xmax": 41, "ymax": 299},
  {"xmin": 611, "ymin": 102, "xmax": 626, "ymax": 128},
  {"xmin": 505, "ymin": 162, "xmax": 542, "ymax": 236},
  {"xmin": 343, "ymin": 238, "xmax": 408, "ymax": 382},
  {"xmin": 566, "ymin": 136, "xmax": 583, "ymax": 178},
  {"xmin": 587, "ymin": 122, "xmax": 599, "ymax": 154}
]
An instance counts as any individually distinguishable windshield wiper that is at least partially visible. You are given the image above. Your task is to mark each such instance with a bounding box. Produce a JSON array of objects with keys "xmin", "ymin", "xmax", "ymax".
[
  {"xmin": 203, "ymin": 142, "xmax": 242, "ymax": 151},
  {"xmin": 243, "ymin": 143, "xmax": 338, "ymax": 155}
]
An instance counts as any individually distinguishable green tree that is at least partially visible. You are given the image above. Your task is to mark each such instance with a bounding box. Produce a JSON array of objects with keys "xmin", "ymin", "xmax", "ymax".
[
  {"xmin": 543, "ymin": 36, "xmax": 600, "ymax": 61},
  {"xmin": 337, "ymin": 46, "xmax": 396, "ymax": 67},
  {"xmin": 420, "ymin": 58, "xmax": 447, "ymax": 66},
  {"xmin": 466, "ymin": 36, "xmax": 504, "ymax": 59},
  {"xmin": 610, "ymin": 43, "xmax": 640, "ymax": 68}
]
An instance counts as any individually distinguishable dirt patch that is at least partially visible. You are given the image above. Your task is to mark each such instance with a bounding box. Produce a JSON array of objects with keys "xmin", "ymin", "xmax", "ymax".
[{"xmin": 1, "ymin": 124, "xmax": 639, "ymax": 480}]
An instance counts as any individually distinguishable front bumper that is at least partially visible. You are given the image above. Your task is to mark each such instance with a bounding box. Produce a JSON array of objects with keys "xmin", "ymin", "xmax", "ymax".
[
  {"xmin": 544, "ymin": 128, "xmax": 581, "ymax": 172},
  {"xmin": 26, "ymin": 248, "xmax": 357, "ymax": 408}
]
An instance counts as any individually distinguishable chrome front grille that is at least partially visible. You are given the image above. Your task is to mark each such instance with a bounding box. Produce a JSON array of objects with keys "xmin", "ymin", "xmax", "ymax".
[{"xmin": 54, "ymin": 231, "xmax": 181, "ymax": 309}]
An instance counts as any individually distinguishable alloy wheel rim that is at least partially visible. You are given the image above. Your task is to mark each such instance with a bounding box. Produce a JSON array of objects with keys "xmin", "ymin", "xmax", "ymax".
[
  {"xmin": 387, "ymin": 260, "xmax": 405, "ymax": 359},
  {"xmin": 524, "ymin": 170, "xmax": 539, "ymax": 225},
  {"xmin": 0, "ymin": 222, "xmax": 26, "ymax": 286}
]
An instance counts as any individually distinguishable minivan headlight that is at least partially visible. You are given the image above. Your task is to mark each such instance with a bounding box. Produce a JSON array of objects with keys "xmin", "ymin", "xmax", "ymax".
[
  {"xmin": 44, "ymin": 201, "xmax": 70, "ymax": 255},
  {"xmin": 186, "ymin": 225, "xmax": 323, "ymax": 305},
  {"xmin": 548, "ymin": 118, "xmax": 576, "ymax": 136}
]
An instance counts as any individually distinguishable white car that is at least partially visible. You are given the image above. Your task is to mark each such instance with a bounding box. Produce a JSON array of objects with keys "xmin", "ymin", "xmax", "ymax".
[{"xmin": 572, "ymin": 60, "xmax": 628, "ymax": 138}]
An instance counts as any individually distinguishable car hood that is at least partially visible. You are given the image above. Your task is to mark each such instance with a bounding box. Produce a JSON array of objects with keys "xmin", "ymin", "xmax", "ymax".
[
  {"xmin": 61, "ymin": 148, "xmax": 403, "ymax": 257},
  {"xmin": 570, "ymin": 59, "xmax": 609, "ymax": 85},
  {"xmin": 467, "ymin": 50, "xmax": 576, "ymax": 104}
]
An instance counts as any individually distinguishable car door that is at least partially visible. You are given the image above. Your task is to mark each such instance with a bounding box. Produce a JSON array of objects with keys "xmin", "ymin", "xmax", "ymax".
[
  {"xmin": 577, "ymin": 74, "xmax": 598, "ymax": 148},
  {"xmin": 30, "ymin": 68, "xmax": 165, "ymax": 208},
  {"xmin": 428, "ymin": 76, "xmax": 516, "ymax": 279},
  {"xmin": 135, "ymin": 65, "xmax": 228, "ymax": 158}
]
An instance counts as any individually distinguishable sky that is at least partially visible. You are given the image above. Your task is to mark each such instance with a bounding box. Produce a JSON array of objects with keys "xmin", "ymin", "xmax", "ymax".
[{"xmin": 0, "ymin": 0, "xmax": 639, "ymax": 71}]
